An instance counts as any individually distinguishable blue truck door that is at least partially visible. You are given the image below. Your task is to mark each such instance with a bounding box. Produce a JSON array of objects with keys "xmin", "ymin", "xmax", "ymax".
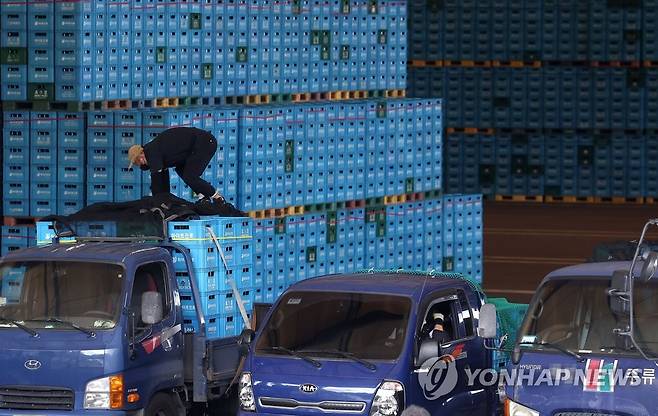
[
  {"xmin": 410, "ymin": 289, "xmax": 489, "ymax": 414},
  {"xmin": 123, "ymin": 261, "xmax": 184, "ymax": 407}
]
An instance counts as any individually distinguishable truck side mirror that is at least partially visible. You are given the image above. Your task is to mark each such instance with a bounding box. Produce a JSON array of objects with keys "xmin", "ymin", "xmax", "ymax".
[
  {"xmin": 478, "ymin": 303, "xmax": 497, "ymax": 339},
  {"xmin": 640, "ymin": 251, "xmax": 658, "ymax": 282},
  {"xmin": 416, "ymin": 339, "xmax": 440, "ymax": 367},
  {"xmin": 141, "ymin": 291, "xmax": 163, "ymax": 325},
  {"xmin": 609, "ymin": 270, "xmax": 630, "ymax": 315}
]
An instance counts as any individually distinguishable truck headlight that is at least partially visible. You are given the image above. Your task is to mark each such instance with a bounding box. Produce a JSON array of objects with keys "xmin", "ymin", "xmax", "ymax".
[
  {"xmin": 84, "ymin": 374, "xmax": 124, "ymax": 409},
  {"xmin": 505, "ymin": 399, "xmax": 539, "ymax": 416},
  {"xmin": 239, "ymin": 372, "xmax": 256, "ymax": 412},
  {"xmin": 370, "ymin": 381, "xmax": 404, "ymax": 416}
]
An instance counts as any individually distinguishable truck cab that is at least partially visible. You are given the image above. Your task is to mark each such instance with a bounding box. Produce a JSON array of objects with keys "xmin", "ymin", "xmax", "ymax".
[
  {"xmin": 0, "ymin": 240, "xmax": 242, "ymax": 415},
  {"xmin": 236, "ymin": 271, "xmax": 501, "ymax": 416},
  {"xmin": 499, "ymin": 219, "xmax": 658, "ymax": 416}
]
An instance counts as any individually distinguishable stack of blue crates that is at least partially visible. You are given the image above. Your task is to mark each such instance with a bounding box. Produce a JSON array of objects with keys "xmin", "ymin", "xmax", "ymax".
[
  {"xmin": 1, "ymin": 0, "xmax": 28, "ymax": 101},
  {"xmin": 238, "ymin": 99, "xmax": 443, "ymax": 211},
  {"xmin": 86, "ymin": 112, "xmax": 115, "ymax": 205},
  {"xmin": 407, "ymin": 0, "xmax": 658, "ymax": 200},
  {"xmin": 0, "ymin": 0, "xmax": 56, "ymax": 101},
  {"xmin": 445, "ymin": 131, "xmax": 648, "ymax": 199},
  {"xmin": 409, "ymin": 66, "xmax": 646, "ymax": 131},
  {"xmin": 168, "ymin": 217, "xmax": 254, "ymax": 339},
  {"xmin": 3, "ymin": 112, "xmax": 30, "ymax": 217},
  {"xmin": 251, "ymin": 194, "xmax": 483, "ymax": 304},
  {"xmin": 29, "ymin": 112, "xmax": 58, "ymax": 217},
  {"xmin": 58, "ymin": 112, "xmax": 86, "ymax": 214},
  {"xmin": 2, "ymin": 0, "xmax": 406, "ymax": 102},
  {"xmin": 1, "ymin": 226, "xmax": 35, "ymax": 257},
  {"xmin": 114, "ymin": 111, "xmax": 143, "ymax": 202},
  {"xmin": 408, "ymin": 1, "xmax": 643, "ymax": 63}
]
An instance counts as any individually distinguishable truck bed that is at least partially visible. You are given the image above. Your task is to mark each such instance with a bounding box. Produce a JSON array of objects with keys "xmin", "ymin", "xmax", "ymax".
[{"xmin": 183, "ymin": 334, "xmax": 242, "ymax": 400}]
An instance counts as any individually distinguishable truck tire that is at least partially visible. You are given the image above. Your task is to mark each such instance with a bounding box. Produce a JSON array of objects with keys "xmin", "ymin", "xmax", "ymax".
[{"xmin": 145, "ymin": 393, "xmax": 178, "ymax": 416}]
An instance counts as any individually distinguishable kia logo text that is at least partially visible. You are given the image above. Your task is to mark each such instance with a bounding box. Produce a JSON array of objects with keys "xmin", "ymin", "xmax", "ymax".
[{"xmin": 300, "ymin": 383, "xmax": 318, "ymax": 393}]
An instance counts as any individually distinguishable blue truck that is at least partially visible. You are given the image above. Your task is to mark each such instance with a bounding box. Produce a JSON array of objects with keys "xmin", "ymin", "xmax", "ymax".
[
  {"xmin": 0, "ymin": 227, "xmax": 252, "ymax": 415},
  {"xmin": 235, "ymin": 270, "xmax": 523, "ymax": 416},
  {"xmin": 478, "ymin": 219, "xmax": 658, "ymax": 416}
]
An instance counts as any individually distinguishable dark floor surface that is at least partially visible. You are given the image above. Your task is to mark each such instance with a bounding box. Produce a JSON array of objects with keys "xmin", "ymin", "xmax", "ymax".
[{"xmin": 482, "ymin": 201, "xmax": 658, "ymax": 303}]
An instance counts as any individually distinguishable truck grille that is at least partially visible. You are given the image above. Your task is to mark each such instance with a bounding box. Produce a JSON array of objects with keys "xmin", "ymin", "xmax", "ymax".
[
  {"xmin": 554, "ymin": 413, "xmax": 620, "ymax": 416},
  {"xmin": 0, "ymin": 386, "xmax": 74, "ymax": 411},
  {"xmin": 260, "ymin": 397, "xmax": 366, "ymax": 413}
]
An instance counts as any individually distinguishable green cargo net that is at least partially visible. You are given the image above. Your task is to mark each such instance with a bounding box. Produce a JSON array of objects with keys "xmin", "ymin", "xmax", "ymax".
[
  {"xmin": 355, "ymin": 268, "xmax": 485, "ymax": 297},
  {"xmin": 488, "ymin": 297, "xmax": 528, "ymax": 352}
]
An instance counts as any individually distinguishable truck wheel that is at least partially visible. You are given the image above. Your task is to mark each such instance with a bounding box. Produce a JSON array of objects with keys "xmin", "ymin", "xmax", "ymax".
[{"xmin": 145, "ymin": 393, "xmax": 178, "ymax": 416}]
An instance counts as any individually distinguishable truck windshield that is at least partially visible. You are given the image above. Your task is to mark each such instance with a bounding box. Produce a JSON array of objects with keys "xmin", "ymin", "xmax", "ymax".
[
  {"xmin": 256, "ymin": 291, "xmax": 411, "ymax": 361},
  {"xmin": 0, "ymin": 261, "xmax": 124, "ymax": 331},
  {"xmin": 517, "ymin": 278, "xmax": 636, "ymax": 355},
  {"xmin": 632, "ymin": 278, "xmax": 658, "ymax": 358}
]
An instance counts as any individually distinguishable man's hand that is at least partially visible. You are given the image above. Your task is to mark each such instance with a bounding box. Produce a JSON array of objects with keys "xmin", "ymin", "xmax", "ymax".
[
  {"xmin": 210, "ymin": 190, "xmax": 225, "ymax": 202},
  {"xmin": 439, "ymin": 354, "xmax": 456, "ymax": 365}
]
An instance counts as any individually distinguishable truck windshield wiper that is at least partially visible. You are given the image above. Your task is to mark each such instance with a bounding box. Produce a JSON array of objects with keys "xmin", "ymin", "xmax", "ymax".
[
  {"xmin": 298, "ymin": 349, "xmax": 377, "ymax": 370},
  {"xmin": 28, "ymin": 317, "xmax": 95, "ymax": 338},
  {"xmin": 0, "ymin": 316, "xmax": 38, "ymax": 337},
  {"xmin": 262, "ymin": 346, "xmax": 322, "ymax": 368},
  {"xmin": 519, "ymin": 341, "xmax": 585, "ymax": 362}
]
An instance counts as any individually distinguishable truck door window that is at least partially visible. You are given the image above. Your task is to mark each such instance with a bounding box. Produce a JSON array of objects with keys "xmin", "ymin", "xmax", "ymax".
[
  {"xmin": 419, "ymin": 291, "xmax": 473, "ymax": 349},
  {"xmin": 420, "ymin": 298, "xmax": 458, "ymax": 345},
  {"xmin": 130, "ymin": 263, "xmax": 169, "ymax": 330}
]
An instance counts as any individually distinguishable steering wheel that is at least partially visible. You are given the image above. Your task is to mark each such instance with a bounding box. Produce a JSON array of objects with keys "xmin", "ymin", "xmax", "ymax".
[
  {"xmin": 82, "ymin": 310, "xmax": 115, "ymax": 319},
  {"xmin": 537, "ymin": 324, "xmax": 575, "ymax": 344}
]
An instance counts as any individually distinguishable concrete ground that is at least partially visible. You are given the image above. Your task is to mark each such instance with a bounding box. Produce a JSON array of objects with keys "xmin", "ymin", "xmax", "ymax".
[{"xmin": 483, "ymin": 201, "xmax": 658, "ymax": 303}]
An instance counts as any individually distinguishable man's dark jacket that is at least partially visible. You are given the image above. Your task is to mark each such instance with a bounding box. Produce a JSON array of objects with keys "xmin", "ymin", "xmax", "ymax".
[{"xmin": 141, "ymin": 127, "xmax": 216, "ymax": 197}]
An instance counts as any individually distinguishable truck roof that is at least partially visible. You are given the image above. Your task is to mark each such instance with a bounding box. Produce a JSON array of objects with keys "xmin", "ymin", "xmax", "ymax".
[
  {"xmin": 0, "ymin": 242, "xmax": 166, "ymax": 264},
  {"xmin": 546, "ymin": 260, "xmax": 637, "ymax": 279},
  {"xmin": 288, "ymin": 272, "xmax": 479, "ymax": 298}
]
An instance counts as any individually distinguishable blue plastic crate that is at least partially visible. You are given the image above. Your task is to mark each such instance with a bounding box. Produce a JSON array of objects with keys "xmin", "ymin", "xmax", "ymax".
[
  {"xmin": 172, "ymin": 242, "xmax": 219, "ymax": 270},
  {"xmin": 0, "ymin": 269, "xmax": 24, "ymax": 299},
  {"xmin": 30, "ymin": 164, "xmax": 56, "ymax": 183},
  {"xmin": 57, "ymin": 145, "xmax": 84, "ymax": 163},
  {"xmin": 57, "ymin": 113, "xmax": 85, "ymax": 147},
  {"xmin": 72, "ymin": 221, "xmax": 118, "ymax": 238},
  {"xmin": 114, "ymin": 183, "xmax": 141, "ymax": 202},
  {"xmin": 180, "ymin": 290, "xmax": 221, "ymax": 317},
  {"xmin": 176, "ymin": 268, "xmax": 220, "ymax": 293},
  {"xmin": 1, "ymin": 226, "xmax": 31, "ymax": 254},
  {"xmin": 58, "ymin": 199, "xmax": 84, "ymax": 216},
  {"xmin": 209, "ymin": 314, "xmax": 239, "ymax": 338},
  {"xmin": 1, "ymin": 82, "xmax": 27, "ymax": 100},
  {"xmin": 87, "ymin": 165, "xmax": 114, "ymax": 183},
  {"xmin": 4, "ymin": 198, "xmax": 28, "ymax": 217},
  {"xmin": 86, "ymin": 182, "xmax": 113, "ymax": 202},
  {"xmin": 30, "ymin": 199, "xmax": 55, "ymax": 217},
  {"xmin": 31, "ymin": 182, "xmax": 57, "ymax": 200},
  {"xmin": 2, "ymin": 163, "xmax": 30, "ymax": 183},
  {"xmin": 4, "ymin": 146, "xmax": 29, "ymax": 165},
  {"xmin": 1, "ymin": 29, "xmax": 26, "ymax": 47},
  {"xmin": 2, "ymin": 65, "xmax": 26, "ymax": 85},
  {"xmin": 59, "ymin": 182, "xmax": 84, "ymax": 200}
]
